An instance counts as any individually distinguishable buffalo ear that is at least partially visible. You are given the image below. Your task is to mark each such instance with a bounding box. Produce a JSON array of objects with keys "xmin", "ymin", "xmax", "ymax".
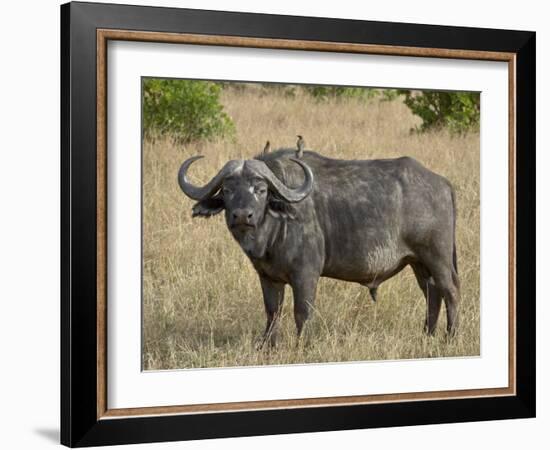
[
  {"xmin": 192, "ymin": 194, "xmax": 224, "ymax": 218},
  {"xmin": 267, "ymin": 195, "xmax": 297, "ymax": 220}
]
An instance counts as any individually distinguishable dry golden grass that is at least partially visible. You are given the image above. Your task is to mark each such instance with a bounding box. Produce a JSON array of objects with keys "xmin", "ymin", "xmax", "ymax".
[{"xmin": 142, "ymin": 86, "xmax": 480, "ymax": 370}]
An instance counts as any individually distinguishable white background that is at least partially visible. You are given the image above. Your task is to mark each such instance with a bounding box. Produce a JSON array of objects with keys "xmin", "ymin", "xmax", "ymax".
[
  {"xmin": 108, "ymin": 42, "xmax": 509, "ymax": 409},
  {"xmin": 0, "ymin": 0, "xmax": 546, "ymax": 449}
]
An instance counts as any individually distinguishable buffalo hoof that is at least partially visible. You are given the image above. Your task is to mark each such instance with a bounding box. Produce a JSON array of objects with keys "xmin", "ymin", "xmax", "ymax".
[{"xmin": 255, "ymin": 336, "xmax": 276, "ymax": 351}]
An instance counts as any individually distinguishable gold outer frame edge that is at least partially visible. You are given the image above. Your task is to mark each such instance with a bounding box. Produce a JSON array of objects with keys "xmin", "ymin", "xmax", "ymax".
[{"xmin": 96, "ymin": 29, "xmax": 517, "ymax": 420}]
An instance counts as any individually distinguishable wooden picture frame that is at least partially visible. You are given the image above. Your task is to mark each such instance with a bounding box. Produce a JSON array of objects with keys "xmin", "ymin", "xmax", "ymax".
[{"xmin": 61, "ymin": 1, "xmax": 535, "ymax": 447}]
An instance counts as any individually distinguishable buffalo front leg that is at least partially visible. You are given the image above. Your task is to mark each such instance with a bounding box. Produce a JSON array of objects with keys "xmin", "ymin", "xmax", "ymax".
[
  {"xmin": 290, "ymin": 274, "xmax": 319, "ymax": 339},
  {"xmin": 259, "ymin": 276, "xmax": 285, "ymax": 348}
]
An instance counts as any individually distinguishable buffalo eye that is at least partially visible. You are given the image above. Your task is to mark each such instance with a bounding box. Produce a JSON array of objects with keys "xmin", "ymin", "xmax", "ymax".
[
  {"xmin": 255, "ymin": 186, "xmax": 267, "ymax": 195},
  {"xmin": 222, "ymin": 187, "xmax": 233, "ymax": 196}
]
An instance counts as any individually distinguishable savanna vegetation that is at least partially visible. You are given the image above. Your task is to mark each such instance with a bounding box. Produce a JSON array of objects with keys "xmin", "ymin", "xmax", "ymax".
[{"xmin": 142, "ymin": 81, "xmax": 480, "ymax": 370}]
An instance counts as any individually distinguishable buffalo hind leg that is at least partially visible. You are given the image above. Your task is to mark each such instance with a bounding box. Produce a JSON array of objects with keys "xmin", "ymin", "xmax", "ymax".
[
  {"xmin": 291, "ymin": 274, "xmax": 319, "ymax": 340},
  {"xmin": 442, "ymin": 275, "xmax": 460, "ymax": 336},
  {"xmin": 411, "ymin": 263, "xmax": 442, "ymax": 335},
  {"xmin": 425, "ymin": 262, "xmax": 460, "ymax": 336},
  {"xmin": 259, "ymin": 276, "xmax": 285, "ymax": 348}
]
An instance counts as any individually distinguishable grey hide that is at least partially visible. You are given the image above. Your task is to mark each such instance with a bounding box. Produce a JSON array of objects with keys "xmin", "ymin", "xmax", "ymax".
[{"xmin": 177, "ymin": 149, "xmax": 460, "ymax": 347}]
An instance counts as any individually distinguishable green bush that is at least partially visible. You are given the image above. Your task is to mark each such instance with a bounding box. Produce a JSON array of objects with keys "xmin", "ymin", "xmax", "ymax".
[
  {"xmin": 142, "ymin": 79, "xmax": 234, "ymax": 143},
  {"xmin": 379, "ymin": 89, "xmax": 401, "ymax": 102},
  {"xmin": 399, "ymin": 90, "xmax": 480, "ymax": 134},
  {"xmin": 302, "ymin": 85, "xmax": 479, "ymax": 134}
]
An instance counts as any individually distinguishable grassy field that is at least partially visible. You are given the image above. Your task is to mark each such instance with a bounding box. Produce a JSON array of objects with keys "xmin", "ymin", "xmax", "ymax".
[{"xmin": 142, "ymin": 85, "xmax": 480, "ymax": 370}]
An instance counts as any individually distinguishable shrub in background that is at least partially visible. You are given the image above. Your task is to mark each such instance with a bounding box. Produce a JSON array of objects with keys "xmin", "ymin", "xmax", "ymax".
[
  {"xmin": 379, "ymin": 89, "xmax": 401, "ymax": 102},
  {"xmin": 143, "ymin": 78, "xmax": 234, "ymax": 144},
  {"xmin": 303, "ymin": 84, "xmax": 479, "ymax": 134},
  {"xmin": 142, "ymin": 79, "xmax": 479, "ymax": 140},
  {"xmin": 399, "ymin": 90, "xmax": 480, "ymax": 134}
]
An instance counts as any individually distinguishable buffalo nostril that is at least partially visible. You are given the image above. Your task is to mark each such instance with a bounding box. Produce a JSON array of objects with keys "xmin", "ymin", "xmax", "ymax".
[{"xmin": 232, "ymin": 210, "xmax": 253, "ymax": 223}]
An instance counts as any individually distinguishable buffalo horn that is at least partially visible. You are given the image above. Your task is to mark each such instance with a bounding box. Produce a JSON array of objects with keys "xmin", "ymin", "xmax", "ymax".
[
  {"xmin": 178, "ymin": 156, "xmax": 242, "ymax": 201},
  {"xmin": 246, "ymin": 158, "xmax": 314, "ymax": 203}
]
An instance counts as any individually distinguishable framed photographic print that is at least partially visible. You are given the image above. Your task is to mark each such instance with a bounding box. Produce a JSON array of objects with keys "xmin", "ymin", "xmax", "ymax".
[{"xmin": 61, "ymin": 1, "xmax": 535, "ymax": 447}]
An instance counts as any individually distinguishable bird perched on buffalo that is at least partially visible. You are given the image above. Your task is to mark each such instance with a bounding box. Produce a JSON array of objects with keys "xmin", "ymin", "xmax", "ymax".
[
  {"xmin": 296, "ymin": 135, "xmax": 305, "ymax": 158},
  {"xmin": 263, "ymin": 140, "xmax": 271, "ymax": 156}
]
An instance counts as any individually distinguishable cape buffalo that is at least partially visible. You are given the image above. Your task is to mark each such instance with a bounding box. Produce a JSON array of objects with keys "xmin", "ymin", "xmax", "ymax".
[{"xmin": 178, "ymin": 149, "xmax": 459, "ymax": 346}]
